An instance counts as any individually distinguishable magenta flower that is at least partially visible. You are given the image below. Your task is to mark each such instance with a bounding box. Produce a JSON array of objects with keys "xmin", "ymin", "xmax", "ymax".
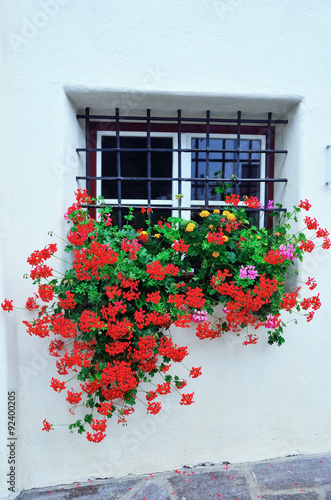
[
  {"xmin": 265, "ymin": 314, "xmax": 281, "ymax": 329},
  {"xmin": 191, "ymin": 309, "xmax": 207, "ymax": 323},
  {"xmin": 279, "ymin": 244, "xmax": 297, "ymax": 261},
  {"xmin": 239, "ymin": 265, "xmax": 258, "ymax": 279}
]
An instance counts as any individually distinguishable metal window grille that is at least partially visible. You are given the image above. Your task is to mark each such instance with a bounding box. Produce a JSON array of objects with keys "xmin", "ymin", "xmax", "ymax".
[{"xmin": 76, "ymin": 108, "xmax": 288, "ymax": 228}]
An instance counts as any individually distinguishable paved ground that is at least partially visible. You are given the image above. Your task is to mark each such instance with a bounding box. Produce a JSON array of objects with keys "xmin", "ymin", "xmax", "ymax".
[{"xmin": 16, "ymin": 453, "xmax": 331, "ymax": 500}]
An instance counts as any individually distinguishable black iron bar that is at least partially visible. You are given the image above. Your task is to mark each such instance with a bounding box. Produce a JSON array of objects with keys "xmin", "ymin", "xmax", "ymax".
[
  {"xmin": 234, "ymin": 111, "xmax": 241, "ymax": 195},
  {"xmin": 85, "ymin": 107, "xmax": 90, "ymax": 194},
  {"xmin": 77, "ymin": 113, "xmax": 288, "ymax": 125},
  {"xmin": 82, "ymin": 203, "xmax": 286, "ymax": 213},
  {"xmin": 76, "ymin": 147, "xmax": 287, "ymax": 154},
  {"xmin": 146, "ymin": 109, "xmax": 152, "ymax": 221},
  {"xmin": 205, "ymin": 110, "xmax": 211, "ymax": 208},
  {"xmin": 76, "ymin": 176, "xmax": 287, "ymax": 183},
  {"xmin": 115, "ymin": 108, "xmax": 122, "ymax": 228},
  {"xmin": 264, "ymin": 112, "xmax": 272, "ymax": 227},
  {"xmin": 177, "ymin": 109, "xmax": 182, "ymax": 217}
]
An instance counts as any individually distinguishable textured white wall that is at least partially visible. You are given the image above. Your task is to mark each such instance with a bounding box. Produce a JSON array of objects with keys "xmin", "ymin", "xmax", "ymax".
[{"xmin": 2, "ymin": 0, "xmax": 331, "ymax": 497}]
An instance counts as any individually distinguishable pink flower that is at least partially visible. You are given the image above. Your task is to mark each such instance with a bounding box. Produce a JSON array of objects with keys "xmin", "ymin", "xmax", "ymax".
[
  {"xmin": 279, "ymin": 244, "xmax": 297, "ymax": 261},
  {"xmin": 191, "ymin": 309, "xmax": 207, "ymax": 323},
  {"xmin": 265, "ymin": 314, "xmax": 281, "ymax": 329},
  {"xmin": 239, "ymin": 265, "xmax": 258, "ymax": 279}
]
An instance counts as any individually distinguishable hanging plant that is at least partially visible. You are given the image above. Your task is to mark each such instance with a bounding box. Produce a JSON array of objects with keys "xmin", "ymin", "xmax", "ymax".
[{"xmin": 2, "ymin": 190, "xmax": 329, "ymax": 442}]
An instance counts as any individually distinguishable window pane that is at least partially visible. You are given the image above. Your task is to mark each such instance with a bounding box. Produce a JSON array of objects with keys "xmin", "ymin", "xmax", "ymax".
[
  {"xmin": 101, "ymin": 136, "xmax": 172, "ymax": 200},
  {"xmin": 191, "ymin": 138, "xmax": 261, "ymax": 201}
]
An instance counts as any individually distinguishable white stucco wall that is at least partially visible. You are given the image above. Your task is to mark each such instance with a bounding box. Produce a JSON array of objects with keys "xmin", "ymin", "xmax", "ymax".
[{"xmin": 2, "ymin": 0, "xmax": 331, "ymax": 497}]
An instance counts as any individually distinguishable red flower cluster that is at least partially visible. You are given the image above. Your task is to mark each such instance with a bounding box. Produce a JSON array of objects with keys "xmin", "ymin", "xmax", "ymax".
[
  {"xmin": 189, "ymin": 366, "xmax": 202, "ymax": 378},
  {"xmin": 146, "ymin": 261, "xmax": 180, "ymax": 280},
  {"xmin": 263, "ymin": 249, "xmax": 284, "ymax": 265},
  {"xmin": 59, "ymin": 291, "xmax": 77, "ymax": 310},
  {"xmin": 172, "ymin": 239, "xmax": 190, "ymax": 252},
  {"xmin": 225, "ymin": 194, "xmax": 240, "ymax": 206},
  {"xmin": 79, "ymin": 310, "xmax": 104, "ymax": 333},
  {"xmin": 1, "ymin": 299, "xmax": 13, "ymax": 311},
  {"xmin": 206, "ymin": 228, "xmax": 227, "ymax": 245},
  {"xmin": 121, "ymin": 238, "xmax": 142, "ymax": 260},
  {"xmin": 146, "ymin": 291, "xmax": 161, "ymax": 304},
  {"xmin": 50, "ymin": 377, "xmax": 66, "ymax": 392},
  {"xmin": 23, "ymin": 316, "xmax": 50, "ymax": 338},
  {"xmin": 299, "ymin": 199, "xmax": 311, "ymax": 211},
  {"xmin": 147, "ymin": 401, "xmax": 162, "ymax": 414},
  {"xmin": 195, "ymin": 321, "xmax": 220, "ymax": 339},
  {"xmin": 27, "ymin": 243, "xmax": 57, "ymax": 266},
  {"xmin": 42, "ymin": 419, "xmax": 52, "ymax": 432},
  {"xmin": 211, "ymin": 273, "xmax": 279, "ymax": 331},
  {"xmin": 304, "ymin": 217, "xmax": 318, "ymax": 230},
  {"xmin": 158, "ymin": 337, "xmax": 188, "ymax": 362},
  {"xmin": 66, "ymin": 391, "xmax": 82, "ymax": 405},
  {"xmin": 242, "ymin": 334, "xmax": 259, "ymax": 345},
  {"xmin": 280, "ymin": 288, "xmax": 300, "ymax": 311},
  {"xmin": 30, "ymin": 265, "xmax": 53, "ymax": 281},
  {"xmin": 244, "ymin": 196, "xmax": 262, "ymax": 209},
  {"xmin": 38, "ymin": 284, "xmax": 54, "ymax": 303},
  {"xmin": 67, "ymin": 220, "xmax": 94, "ymax": 246},
  {"xmin": 179, "ymin": 393, "xmax": 195, "ymax": 405},
  {"xmin": 73, "ymin": 242, "xmax": 118, "ymax": 280},
  {"xmin": 157, "ymin": 382, "xmax": 172, "ymax": 395},
  {"xmin": 25, "ymin": 296, "xmax": 39, "ymax": 310},
  {"xmin": 86, "ymin": 431, "xmax": 106, "ymax": 443},
  {"xmin": 299, "ymin": 240, "xmax": 315, "ymax": 253},
  {"xmin": 185, "ymin": 287, "xmax": 206, "ymax": 308},
  {"xmin": 51, "ymin": 313, "xmax": 77, "ymax": 338}
]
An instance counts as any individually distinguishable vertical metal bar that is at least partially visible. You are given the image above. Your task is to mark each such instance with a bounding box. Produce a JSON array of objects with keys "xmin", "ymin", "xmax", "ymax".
[
  {"xmin": 205, "ymin": 110, "xmax": 210, "ymax": 208},
  {"xmin": 235, "ymin": 110, "xmax": 241, "ymax": 195},
  {"xmin": 248, "ymin": 139, "xmax": 253, "ymax": 197},
  {"xmin": 146, "ymin": 109, "xmax": 152, "ymax": 215},
  {"xmin": 85, "ymin": 107, "xmax": 90, "ymax": 196},
  {"xmin": 177, "ymin": 109, "xmax": 182, "ymax": 217},
  {"xmin": 264, "ymin": 112, "xmax": 272, "ymax": 227},
  {"xmin": 115, "ymin": 108, "xmax": 122, "ymax": 228},
  {"xmin": 146, "ymin": 109, "xmax": 152, "ymax": 225}
]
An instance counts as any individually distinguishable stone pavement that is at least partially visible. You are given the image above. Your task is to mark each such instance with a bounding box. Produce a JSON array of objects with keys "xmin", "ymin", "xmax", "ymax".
[{"xmin": 16, "ymin": 453, "xmax": 331, "ymax": 500}]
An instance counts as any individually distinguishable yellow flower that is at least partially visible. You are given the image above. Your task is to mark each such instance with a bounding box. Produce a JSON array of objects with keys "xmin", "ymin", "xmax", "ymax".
[
  {"xmin": 256, "ymin": 236, "xmax": 261, "ymax": 240},
  {"xmin": 208, "ymin": 225, "xmax": 215, "ymax": 230},
  {"xmin": 213, "ymin": 209, "xmax": 220, "ymax": 214},
  {"xmin": 199, "ymin": 210, "xmax": 210, "ymax": 218},
  {"xmin": 226, "ymin": 213, "xmax": 236, "ymax": 221},
  {"xmin": 154, "ymin": 233, "xmax": 161, "ymax": 239},
  {"xmin": 275, "ymin": 232, "xmax": 280, "ymax": 236},
  {"xmin": 212, "ymin": 251, "xmax": 219, "ymax": 258},
  {"xmin": 185, "ymin": 222, "xmax": 195, "ymax": 232},
  {"xmin": 223, "ymin": 235, "xmax": 229, "ymax": 242},
  {"xmin": 222, "ymin": 210, "xmax": 230, "ymax": 217}
]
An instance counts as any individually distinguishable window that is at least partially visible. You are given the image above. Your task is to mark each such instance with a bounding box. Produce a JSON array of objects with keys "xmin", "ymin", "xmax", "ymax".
[{"xmin": 77, "ymin": 109, "xmax": 288, "ymax": 227}]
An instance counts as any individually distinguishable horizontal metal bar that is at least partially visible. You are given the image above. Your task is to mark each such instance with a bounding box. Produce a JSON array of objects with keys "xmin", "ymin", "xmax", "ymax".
[
  {"xmin": 76, "ymin": 113, "xmax": 288, "ymax": 125},
  {"xmin": 76, "ymin": 176, "xmax": 288, "ymax": 183},
  {"xmin": 82, "ymin": 203, "xmax": 286, "ymax": 212},
  {"xmin": 76, "ymin": 147, "xmax": 288, "ymax": 154}
]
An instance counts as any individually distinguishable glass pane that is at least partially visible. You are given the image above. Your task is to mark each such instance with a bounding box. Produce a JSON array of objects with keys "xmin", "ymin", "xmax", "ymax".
[
  {"xmin": 191, "ymin": 138, "xmax": 261, "ymax": 202},
  {"xmin": 101, "ymin": 136, "xmax": 172, "ymax": 200}
]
